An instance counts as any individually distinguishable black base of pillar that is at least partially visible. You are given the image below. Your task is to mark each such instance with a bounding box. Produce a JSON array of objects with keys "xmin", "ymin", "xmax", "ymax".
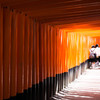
[
  {"xmin": 44, "ymin": 79, "xmax": 47, "ymax": 100},
  {"xmin": 50, "ymin": 77, "xmax": 53, "ymax": 97},
  {"xmin": 8, "ymin": 60, "xmax": 89, "ymax": 100},
  {"xmin": 64, "ymin": 72, "xmax": 68, "ymax": 88},
  {"xmin": 39, "ymin": 81, "xmax": 45, "ymax": 100},
  {"xmin": 53, "ymin": 76, "xmax": 56, "ymax": 95},
  {"xmin": 47, "ymin": 77, "xmax": 51, "ymax": 100},
  {"xmin": 68, "ymin": 68, "xmax": 74, "ymax": 83}
]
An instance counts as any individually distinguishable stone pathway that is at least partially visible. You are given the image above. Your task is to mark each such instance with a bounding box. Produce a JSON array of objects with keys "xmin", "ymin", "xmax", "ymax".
[{"xmin": 51, "ymin": 67, "xmax": 100, "ymax": 100}]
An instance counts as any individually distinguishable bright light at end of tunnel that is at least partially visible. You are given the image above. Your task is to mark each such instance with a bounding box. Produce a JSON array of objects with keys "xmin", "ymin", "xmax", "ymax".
[
  {"xmin": 65, "ymin": 29, "xmax": 100, "ymax": 37},
  {"xmin": 63, "ymin": 23, "xmax": 100, "ymax": 37}
]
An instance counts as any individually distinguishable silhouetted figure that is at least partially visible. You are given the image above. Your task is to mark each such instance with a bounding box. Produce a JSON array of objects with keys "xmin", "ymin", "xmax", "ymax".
[
  {"xmin": 95, "ymin": 44, "xmax": 100, "ymax": 66},
  {"xmin": 89, "ymin": 45, "xmax": 96, "ymax": 68}
]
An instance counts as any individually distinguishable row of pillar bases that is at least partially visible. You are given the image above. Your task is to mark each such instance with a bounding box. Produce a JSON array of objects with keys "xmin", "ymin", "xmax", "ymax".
[{"xmin": 9, "ymin": 60, "xmax": 88, "ymax": 100}]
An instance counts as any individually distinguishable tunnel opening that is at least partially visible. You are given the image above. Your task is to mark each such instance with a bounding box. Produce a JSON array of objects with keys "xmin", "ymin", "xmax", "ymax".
[{"xmin": 0, "ymin": 0, "xmax": 100, "ymax": 100}]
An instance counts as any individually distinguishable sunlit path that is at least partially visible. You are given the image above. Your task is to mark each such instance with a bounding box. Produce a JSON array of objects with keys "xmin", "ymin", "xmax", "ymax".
[{"xmin": 51, "ymin": 67, "xmax": 100, "ymax": 100}]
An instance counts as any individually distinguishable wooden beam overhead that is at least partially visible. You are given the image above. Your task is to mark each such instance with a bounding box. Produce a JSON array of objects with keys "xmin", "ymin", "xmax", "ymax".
[
  {"xmin": 55, "ymin": 21, "xmax": 100, "ymax": 29},
  {"xmin": 1, "ymin": 0, "xmax": 100, "ymax": 28},
  {"xmin": 36, "ymin": 9, "xmax": 100, "ymax": 23},
  {"xmin": 25, "ymin": 4, "xmax": 100, "ymax": 18},
  {"xmin": 0, "ymin": 0, "xmax": 38, "ymax": 4},
  {"xmin": 19, "ymin": 0, "xmax": 100, "ymax": 12}
]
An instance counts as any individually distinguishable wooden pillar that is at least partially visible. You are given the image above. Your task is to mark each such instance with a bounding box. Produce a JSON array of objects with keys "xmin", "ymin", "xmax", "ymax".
[
  {"xmin": 50, "ymin": 26, "xmax": 54, "ymax": 78},
  {"xmin": 44, "ymin": 24, "xmax": 48, "ymax": 100},
  {"xmin": 57, "ymin": 29, "xmax": 61, "ymax": 91},
  {"xmin": 44, "ymin": 24, "xmax": 47, "ymax": 80},
  {"xmin": 17, "ymin": 13, "xmax": 25, "ymax": 93},
  {"xmin": 50, "ymin": 26, "xmax": 54, "ymax": 96},
  {"xmin": 0, "ymin": 6, "xmax": 3, "ymax": 100},
  {"xmin": 53, "ymin": 28, "xmax": 57, "ymax": 77},
  {"xmin": 56, "ymin": 29, "xmax": 59, "ymax": 92},
  {"xmin": 11, "ymin": 10, "xmax": 17, "ymax": 97},
  {"xmin": 47, "ymin": 25, "xmax": 51, "ymax": 99},
  {"xmin": 33, "ymin": 20, "xmax": 36, "ymax": 85},
  {"xmin": 39, "ymin": 24, "xmax": 44, "ymax": 83},
  {"xmin": 3, "ymin": 7, "xmax": 11, "ymax": 99},
  {"xmin": 32, "ymin": 20, "xmax": 37, "ymax": 100},
  {"xmin": 57, "ymin": 29, "xmax": 59, "ymax": 75},
  {"xmin": 47, "ymin": 25, "xmax": 51, "ymax": 78},
  {"xmin": 39, "ymin": 23, "xmax": 45, "ymax": 100},
  {"xmin": 24, "ymin": 16, "xmax": 30, "ymax": 90},
  {"xmin": 55, "ymin": 29, "xmax": 57, "ymax": 76},
  {"xmin": 29, "ymin": 18, "xmax": 33, "ymax": 88},
  {"xmin": 53, "ymin": 28, "xmax": 57, "ymax": 95},
  {"xmin": 36, "ymin": 22, "xmax": 40, "ymax": 84}
]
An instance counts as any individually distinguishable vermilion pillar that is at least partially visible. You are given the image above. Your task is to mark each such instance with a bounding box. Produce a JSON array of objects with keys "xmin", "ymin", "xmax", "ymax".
[
  {"xmin": 3, "ymin": 7, "xmax": 11, "ymax": 99},
  {"xmin": 39, "ymin": 23, "xmax": 45, "ymax": 100},
  {"xmin": 57, "ymin": 29, "xmax": 61, "ymax": 91},
  {"xmin": 39, "ymin": 24, "xmax": 44, "ymax": 82},
  {"xmin": 17, "ymin": 13, "xmax": 25, "ymax": 93},
  {"xmin": 24, "ymin": 16, "xmax": 29, "ymax": 90},
  {"xmin": 44, "ymin": 24, "xmax": 47, "ymax": 80},
  {"xmin": 50, "ymin": 26, "xmax": 54, "ymax": 78},
  {"xmin": 36, "ymin": 22, "xmax": 40, "ymax": 84},
  {"xmin": 53, "ymin": 28, "xmax": 57, "ymax": 77},
  {"xmin": 50, "ymin": 26, "xmax": 54, "ymax": 96},
  {"xmin": 47, "ymin": 25, "xmax": 51, "ymax": 99},
  {"xmin": 33, "ymin": 21, "xmax": 36, "ymax": 85},
  {"xmin": 29, "ymin": 18, "xmax": 33, "ymax": 88},
  {"xmin": 44, "ymin": 24, "xmax": 48, "ymax": 100},
  {"xmin": 57, "ymin": 29, "xmax": 59, "ymax": 75},
  {"xmin": 57, "ymin": 30, "xmax": 60, "ymax": 75},
  {"xmin": 11, "ymin": 10, "xmax": 17, "ymax": 97},
  {"xmin": 0, "ymin": 6, "xmax": 3, "ymax": 100},
  {"xmin": 47, "ymin": 25, "xmax": 51, "ymax": 78}
]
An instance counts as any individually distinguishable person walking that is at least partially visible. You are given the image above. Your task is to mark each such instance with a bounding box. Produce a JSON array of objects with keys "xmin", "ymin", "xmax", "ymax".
[
  {"xmin": 95, "ymin": 44, "xmax": 100, "ymax": 66},
  {"xmin": 89, "ymin": 45, "xmax": 96, "ymax": 68}
]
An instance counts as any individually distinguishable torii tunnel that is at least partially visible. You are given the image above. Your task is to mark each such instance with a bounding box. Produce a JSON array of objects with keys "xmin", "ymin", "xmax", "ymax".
[{"xmin": 1, "ymin": 0, "xmax": 100, "ymax": 100}]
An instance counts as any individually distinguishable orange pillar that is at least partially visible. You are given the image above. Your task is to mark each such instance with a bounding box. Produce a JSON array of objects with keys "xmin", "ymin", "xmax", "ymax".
[
  {"xmin": 60, "ymin": 31, "xmax": 62, "ymax": 75},
  {"xmin": 44, "ymin": 24, "xmax": 47, "ymax": 80},
  {"xmin": 39, "ymin": 24, "xmax": 44, "ymax": 82},
  {"xmin": 66, "ymin": 33, "xmax": 68, "ymax": 72},
  {"xmin": 33, "ymin": 21, "xmax": 36, "ymax": 85},
  {"xmin": 47, "ymin": 25, "xmax": 51, "ymax": 78},
  {"xmin": 11, "ymin": 10, "xmax": 17, "ymax": 97},
  {"xmin": 55, "ymin": 29, "xmax": 57, "ymax": 76},
  {"xmin": 57, "ymin": 30, "xmax": 60, "ymax": 75},
  {"xmin": 57, "ymin": 29, "xmax": 59, "ymax": 75},
  {"xmin": 44, "ymin": 24, "xmax": 48, "ymax": 99},
  {"xmin": 53, "ymin": 28, "xmax": 57, "ymax": 94},
  {"xmin": 3, "ymin": 7, "xmax": 11, "ymax": 99},
  {"xmin": 50, "ymin": 26, "xmax": 54, "ymax": 96},
  {"xmin": 47, "ymin": 25, "xmax": 51, "ymax": 99},
  {"xmin": 17, "ymin": 13, "xmax": 25, "ymax": 93},
  {"xmin": 38, "ymin": 23, "xmax": 45, "ymax": 99},
  {"xmin": 24, "ymin": 16, "xmax": 29, "ymax": 90},
  {"xmin": 0, "ymin": 6, "xmax": 3, "ymax": 100},
  {"xmin": 29, "ymin": 18, "xmax": 33, "ymax": 88},
  {"xmin": 36, "ymin": 22, "xmax": 40, "ymax": 84},
  {"xmin": 56, "ymin": 29, "xmax": 59, "ymax": 92},
  {"xmin": 57, "ymin": 29, "xmax": 61, "ymax": 91},
  {"xmin": 53, "ymin": 28, "xmax": 57, "ymax": 77},
  {"xmin": 50, "ymin": 26, "xmax": 54, "ymax": 78}
]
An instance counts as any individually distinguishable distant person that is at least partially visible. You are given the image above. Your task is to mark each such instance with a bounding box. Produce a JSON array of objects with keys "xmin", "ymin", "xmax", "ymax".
[
  {"xmin": 95, "ymin": 44, "xmax": 100, "ymax": 58},
  {"xmin": 95, "ymin": 44, "xmax": 100, "ymax": 65},
  {"xmin": 89, "ymin": 45, "xmax": 96, "ymax": 59},
  {"xmin": 89, "ymin": 45, "xmax": 96, "ymax": 68}
]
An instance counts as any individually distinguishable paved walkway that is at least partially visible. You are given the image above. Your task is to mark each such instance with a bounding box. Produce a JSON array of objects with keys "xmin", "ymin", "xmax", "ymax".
[{"xmin": 52, "ymin": 67, "xmax": 100, "ymax": 100}]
